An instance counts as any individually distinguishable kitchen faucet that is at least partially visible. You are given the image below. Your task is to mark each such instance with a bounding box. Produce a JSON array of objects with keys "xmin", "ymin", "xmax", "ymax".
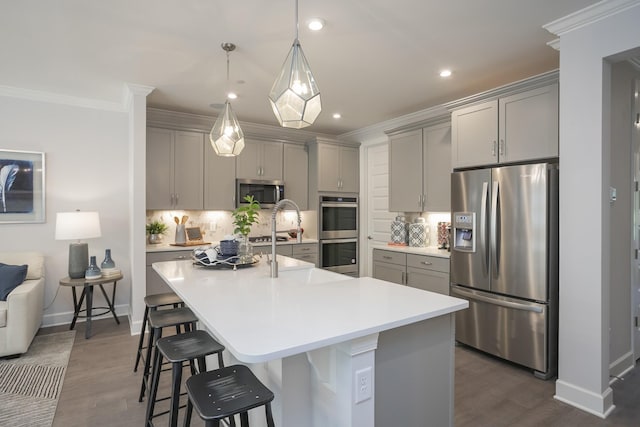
[{"xmin": 270, "ymin": 199, "xmax": 302, "ymax": 278}]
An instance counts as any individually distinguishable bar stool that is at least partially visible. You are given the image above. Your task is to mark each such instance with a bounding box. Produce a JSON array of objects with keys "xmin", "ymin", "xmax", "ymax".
[
  {"xmin": 138, "ymin": 306, "xmax": 198, "ymax": 403},
  {"xmin": 184, "ymin": 364, "xmax": 275, "ymax": 427},
  {"xmin": 146, "ymin": 330, "xmax": 226, "ymax": 427},
  {"xmin": 134, "ymin": 292, "xmax": 185, "ymax": 373}
]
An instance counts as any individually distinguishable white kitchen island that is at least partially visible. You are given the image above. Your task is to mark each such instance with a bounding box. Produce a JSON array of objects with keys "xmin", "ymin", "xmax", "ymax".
[{"xmin": 153, "ymin": 256, "xmax": 467, "ymax": 427}]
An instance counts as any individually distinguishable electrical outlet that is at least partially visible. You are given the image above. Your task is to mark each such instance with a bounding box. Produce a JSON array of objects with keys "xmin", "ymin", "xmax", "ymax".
[{"xmin": 355, "ymin": 367, "xmax": 372, "ymax": 403}]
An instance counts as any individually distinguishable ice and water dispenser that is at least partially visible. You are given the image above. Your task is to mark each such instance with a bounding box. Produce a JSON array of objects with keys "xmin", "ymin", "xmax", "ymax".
[{"xmin": 452, "ymin": 212, "xmax": 476, "ymax": 252}]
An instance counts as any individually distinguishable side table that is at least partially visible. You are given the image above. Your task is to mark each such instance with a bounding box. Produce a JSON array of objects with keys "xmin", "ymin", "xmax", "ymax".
[{"xmin": 59, "ymin": 273, "xmax": 122, "ymax": 339}]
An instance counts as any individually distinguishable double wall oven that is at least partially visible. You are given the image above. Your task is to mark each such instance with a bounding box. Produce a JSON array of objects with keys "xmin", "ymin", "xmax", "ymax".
[{"xmin": 319, "ymin": 195, "xmax": 359, "ymax": 276}]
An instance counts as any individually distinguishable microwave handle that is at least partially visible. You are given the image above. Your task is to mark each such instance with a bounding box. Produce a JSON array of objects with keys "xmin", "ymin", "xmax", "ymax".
[{"xmin": 275, "ymin": 185, "xmax": 280, "ymax": 203}]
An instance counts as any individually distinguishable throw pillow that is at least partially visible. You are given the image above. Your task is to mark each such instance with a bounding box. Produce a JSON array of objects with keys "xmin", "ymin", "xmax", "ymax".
[{"xmin": 0, "ymin": 263, "xmax": 28, "ymax": 301}]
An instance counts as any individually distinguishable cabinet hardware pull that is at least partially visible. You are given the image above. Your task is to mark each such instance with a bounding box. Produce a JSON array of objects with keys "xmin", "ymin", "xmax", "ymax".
[
  {"xmin": 492, "ymin": 140, "xmax": 497, "ymax": 156},
  {"xmin": 499, "ymin": 139, "xmax": 505, "ymax": 156},
  {"xmin": 421, "ymin": 261, "xmax": 432, "ymax": 265},
  {"xmin": 383, "ymin": 256, "xmax": 392, "ymax": 260}
]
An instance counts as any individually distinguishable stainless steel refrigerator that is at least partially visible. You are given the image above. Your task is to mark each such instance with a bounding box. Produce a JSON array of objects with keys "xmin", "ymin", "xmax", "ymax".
[{"xmin": 450, "ymin": 162, "xmax": 558, "ymax": 379}]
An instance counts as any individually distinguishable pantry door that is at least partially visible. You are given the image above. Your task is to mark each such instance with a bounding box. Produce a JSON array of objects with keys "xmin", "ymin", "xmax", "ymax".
[{"xmin": 364, "ymin": 142, "xmax": 395, "ymax": 276}]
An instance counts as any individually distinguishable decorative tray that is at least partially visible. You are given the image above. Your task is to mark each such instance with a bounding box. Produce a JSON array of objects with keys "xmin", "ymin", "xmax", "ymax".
[{"xmin": 192, "ymin": 252, "xmax": 259, "ymax": 270}]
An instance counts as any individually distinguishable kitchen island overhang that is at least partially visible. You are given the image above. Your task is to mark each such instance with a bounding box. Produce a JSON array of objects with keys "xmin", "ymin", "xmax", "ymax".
[{"xmin": 153, "ymin": 255, "xmax": 467, "ymax": 427}]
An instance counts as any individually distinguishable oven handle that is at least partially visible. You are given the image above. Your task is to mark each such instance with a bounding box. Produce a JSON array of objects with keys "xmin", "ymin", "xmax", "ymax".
[
  {"xmin": 320, "ymin": 203, "xmax": 359, "ymax": 209},
  {"xmin": 320, "ymin": 238, "xmax": 358, "ymax": 245}
]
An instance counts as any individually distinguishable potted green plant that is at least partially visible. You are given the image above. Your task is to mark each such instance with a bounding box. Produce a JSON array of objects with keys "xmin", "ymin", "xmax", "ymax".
[
  {"xmin": 232, "ymin": 195, "xmax": 261, "ymax": 261},
  {"xmin": 146, "ymin": 220, "xmax": 168, "ymax": 244}
]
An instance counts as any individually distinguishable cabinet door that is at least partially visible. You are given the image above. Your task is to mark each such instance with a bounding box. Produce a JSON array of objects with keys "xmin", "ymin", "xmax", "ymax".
[
  {"xmin": 389, "ymin": 129, "xmax": 423, "ymax": 212},
  {"xmin": 236, "ymin": 140, "xmax": 262, "ymax": 179},
  {"xmin": 339, "ymin": 146, "xmax": 360, "ymax": 192},
  {"xmin": 236, "ymin": 140, "xmax": 283, "ymax": 180},
  {"xmin": 451, "ymin": 100, "xmax": 498, "ymax": 169},
  {"xmin": 317, "ymin": 144, "xmax": 340, "ymax": 191},
  {"xmin": 499, "ymin": 83, "xmax": 558, "ymax": 163},
  {"xmin": 406, "ymin": 267, "xmax": 449, "ymax": 295},
  {"xmin": 423, "ymin": 124, "xmax": 452, "ymax": 212},
  {"xmin": 276, "ymin": 245, "xmax": 293, "ymax": 257},
  {"xmin": 372, "ymin": 261, "xmax": 405, "ymax": 285},
  {"xmin": 173, "ymin": 131, "xmax": 204, "ymax": 210},
  {"xmin": 146, "ymin": 127, "xmax": 174, "ymax": 209},
  {"xmin": 261, "ymin": 141, "xmax": 284, "ymax": 181},
  {"xmin": 204, "ymin": 141, "xmax": 236, "ymax": 210},
  {"xmin": 284, "ymin": 144, "xmax": 308, "ymax": 209}
]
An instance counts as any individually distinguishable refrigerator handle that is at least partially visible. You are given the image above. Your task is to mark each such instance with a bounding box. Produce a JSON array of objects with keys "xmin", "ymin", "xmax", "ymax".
[
  {"xmin": 491, "ymin": 180, "xmax": 499, "ymax": 277},
  {"xmin": 480, "ymin": 181, "xmax": 489, "ymax": 275},
  {"xmin": 451, "ymin": 286, "xmax": 544, "ymax": 313}
]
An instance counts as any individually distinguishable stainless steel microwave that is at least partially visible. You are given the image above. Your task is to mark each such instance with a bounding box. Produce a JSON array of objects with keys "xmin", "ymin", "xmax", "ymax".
[{"xmin": 236, "ymin": 179, "xmax": 284, "ymax": 208}]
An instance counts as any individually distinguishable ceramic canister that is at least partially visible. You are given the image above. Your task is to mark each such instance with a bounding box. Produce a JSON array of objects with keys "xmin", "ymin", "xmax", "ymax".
[
  {"xmin": 390, "ymin": 215, "xmax": 408, "ymax": 244},
  {"xmin": 409, "ymin": 217, "xmax": 428, "ymax": 247}
]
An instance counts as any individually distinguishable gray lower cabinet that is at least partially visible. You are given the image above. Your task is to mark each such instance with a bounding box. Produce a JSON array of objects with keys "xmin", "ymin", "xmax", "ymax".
[
  {"xmin": 146, "ymin": 250, "xmax": 191, "ymax": 295},
  {"xmin": 256, "ymin": 242, "xmax": 319, "ymax": 267},
  {"xmin": 372, "ymin": 249, "xmax": 450, "ymax": 295}
]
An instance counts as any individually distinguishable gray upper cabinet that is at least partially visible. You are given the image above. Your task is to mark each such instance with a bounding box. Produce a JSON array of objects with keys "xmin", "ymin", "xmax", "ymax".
[
  {"xmin": 204, "ymin": 142, "xmax": 236, "ymax": 210},
  {"xmin": 315, "ymin": 143, "xmax": 359, "ymax": 192},
  {"xmin": 389, "ymin": 122, "xmax": 451, "ymax": 213},
  {"xmin": 283, "ymin": 144, "xmax": 309, "ymax": 210},
  {"xmin": 451, "ymin": 83, "xmax": 558, "ymax": 169},
  {"xmin": 146, "ymin": 127, "xmax": 204, "ymax": 210},
  {"xmin": 236, "ymin": 139, "xmax": 283, "ymax": 181}
]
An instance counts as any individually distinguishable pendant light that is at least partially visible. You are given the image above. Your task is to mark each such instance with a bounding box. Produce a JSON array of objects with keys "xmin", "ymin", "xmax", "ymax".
[
  {"xmin": 268, "ymin": 0, "xmax": 321, "ymax": 129},
  {"xmin": 210, "ymin": 43, "xmax": 245, "ymax": 157}
]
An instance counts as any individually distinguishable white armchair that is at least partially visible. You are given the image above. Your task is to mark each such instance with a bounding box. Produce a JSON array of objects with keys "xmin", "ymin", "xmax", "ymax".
[{"xmin": 0, "ymin": 252, "xmax": 45, "ymax": 357}]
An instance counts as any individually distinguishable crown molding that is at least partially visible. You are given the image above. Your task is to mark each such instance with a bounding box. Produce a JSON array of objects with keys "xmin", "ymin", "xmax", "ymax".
[
  {"xmin": 0, "ymin": 85, "xmax": 126, "ymax": 112},
  {"xmin": 628, "ymin": 57, "xmax": 640, "ymax": 70},
  {"xmin": 547, "ymin": 38, "xmax": 561, "ymax": 51},
  {"xmin": 543, "ymin": 0, "xmax": 640, "ymax": 37},
  {"xmin": 444, "ymin": 70, "xmax": 559, "ymax": 111},
  {"xmin": 124, "ymin": 83, "xmax": 154, "ymax": 108},
  {"xmin": 146, "ymin": 107, "xmax": 336, "ymax": 145},
  {"xmin": 339, "ymin": 104, "xmax": 449, "ymax": 144}
]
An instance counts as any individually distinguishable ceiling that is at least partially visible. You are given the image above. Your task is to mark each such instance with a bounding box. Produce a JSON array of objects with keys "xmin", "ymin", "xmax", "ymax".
[{"xmin": 0, "ymin": 0, "xmax": 602, "ymax": 135}]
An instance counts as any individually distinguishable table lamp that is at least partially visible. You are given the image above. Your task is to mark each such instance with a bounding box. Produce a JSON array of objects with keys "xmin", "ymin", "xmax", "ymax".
[{"xmin": 55, "ymin": 211, "xmax": 102, "ymax": 279}]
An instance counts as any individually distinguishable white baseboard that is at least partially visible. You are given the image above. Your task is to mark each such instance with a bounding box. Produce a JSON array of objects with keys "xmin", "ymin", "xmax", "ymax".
[
  {"xmin": 609, "ymin": 350, "xmax": 635, "ymax": 382},
  {"xmin": 554, "ymin": 379, "xmax": 616, "ymax": 418}
]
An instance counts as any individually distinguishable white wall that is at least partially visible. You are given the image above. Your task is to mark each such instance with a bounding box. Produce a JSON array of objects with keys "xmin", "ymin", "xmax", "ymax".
[
  {"xmin": 0, "ymin": 94, "xmax": 131, "ymax": 326},
  {"xmin": 547, "ymin": 0, "xmax": 640, "ymax": 418}
]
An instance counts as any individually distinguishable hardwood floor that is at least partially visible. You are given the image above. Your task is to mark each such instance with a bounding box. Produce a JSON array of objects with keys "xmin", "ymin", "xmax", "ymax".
[{"xmin": 40, "ymin": 318, "xmax": 639, "ymax": 426}]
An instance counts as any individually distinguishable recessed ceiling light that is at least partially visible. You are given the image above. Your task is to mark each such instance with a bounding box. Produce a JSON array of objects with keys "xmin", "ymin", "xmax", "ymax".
[
  {"xmin": 439, "ymin": 69, "xmax": 452, "ymax": 78},
  {"xmin": 332, "ymin": 113, "xmax": 341, "ymax": 119},
  {"xmin": 227, "ymin": 92, "xmax": 238, "ymax": 100},
  {"xmin": 307, "ymin": 18, "xmax": 325, "ymax": 31}
]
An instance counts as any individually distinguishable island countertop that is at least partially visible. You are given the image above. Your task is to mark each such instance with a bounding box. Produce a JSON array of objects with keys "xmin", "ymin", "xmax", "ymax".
[{"xmin": 152, "ymin": 257, "xmax": 468, "ymax": 363}]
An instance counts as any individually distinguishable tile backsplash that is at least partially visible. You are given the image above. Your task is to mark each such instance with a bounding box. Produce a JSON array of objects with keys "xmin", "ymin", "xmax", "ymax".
[{"xmin": 146, "ymin": 210, "xmax": 317, "ymax": 243}]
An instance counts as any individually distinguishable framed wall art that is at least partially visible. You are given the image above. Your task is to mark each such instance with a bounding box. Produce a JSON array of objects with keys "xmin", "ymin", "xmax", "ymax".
[{"xmin": 0, "ymin": 149, "xmax": 45, "ymax": 223}]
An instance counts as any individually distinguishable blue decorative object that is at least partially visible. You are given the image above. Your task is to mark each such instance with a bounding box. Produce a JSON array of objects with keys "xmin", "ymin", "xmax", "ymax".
[
  {"xmin": 101, "ymin": 249, "xmax": 115, "ymax": 269},
  {"xmin": 85, "ymin": 256, "xmax": 101, "ymax": 279}
]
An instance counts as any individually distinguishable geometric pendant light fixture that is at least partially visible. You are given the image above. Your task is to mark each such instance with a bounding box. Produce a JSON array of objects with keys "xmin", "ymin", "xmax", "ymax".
[
  {"xmin": 210, "ymin": 42, "xmax": 245, "ymax": 156},
  {"xmin": 268, "ymin": 0, "xmax": 321, "ymax": 129}
]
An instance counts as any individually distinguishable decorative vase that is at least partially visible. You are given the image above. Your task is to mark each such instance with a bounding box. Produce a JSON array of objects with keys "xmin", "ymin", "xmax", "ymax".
[
  {"xmin": 175, "ymin": 224, "xmax": 186, "ymax": 244},
  {"xmin": 101, "ymin": 249, "xmax": 115, "ymax": 269},
  {"xmin": 85, "ymin": 256, "xmax": 102, "ymax": 279},
  {"xmin": 238, "ymin": 235, "xmax": 253, "ymax": 263},
  {"xmin": 409, "ymin": 217, "xmax": 429, "ymax": 247},
  {"xmin": 148, "ymin": 234, "xmax": 163, "ymax": 244},
  {"xmin": 391, "ymin": 215, "xmax": 408, "ymax": 244}
]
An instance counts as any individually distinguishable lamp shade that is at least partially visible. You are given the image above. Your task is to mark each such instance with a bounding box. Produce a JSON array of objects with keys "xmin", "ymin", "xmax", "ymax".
[
  {"xmin": 55, "ymin": 211, "xmax": 102, "ymax": 241},
  {"xmin": 269, "ymin": 39, "xmax": 321, "ymax": 129},
  {"xmin": 209, "ymin": 101, "xmax": 245, "ymax": 156}
]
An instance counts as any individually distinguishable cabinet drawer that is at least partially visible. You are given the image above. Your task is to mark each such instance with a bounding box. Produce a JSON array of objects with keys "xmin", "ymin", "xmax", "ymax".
[
  {"xmin": 292, "ymin": 243, "xmax": 318, "ymax": 256},
  {"xmin": 294, "ymin": 253, "xmax": 318, "ymax": 266},
  {"xmin": 275, "ymin": 245, "xmax": 293, "ymax": 256},
  {"xmin": 406, "ymin": 254, "xmax": 449, "ymax": 273},
  {"xmin": 146, "ymin": 250, "xmax": 191, "ymax": 266},
  {"xmin": 373, "ymin": 249, "xmax": 406, "ymax": 266}
]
